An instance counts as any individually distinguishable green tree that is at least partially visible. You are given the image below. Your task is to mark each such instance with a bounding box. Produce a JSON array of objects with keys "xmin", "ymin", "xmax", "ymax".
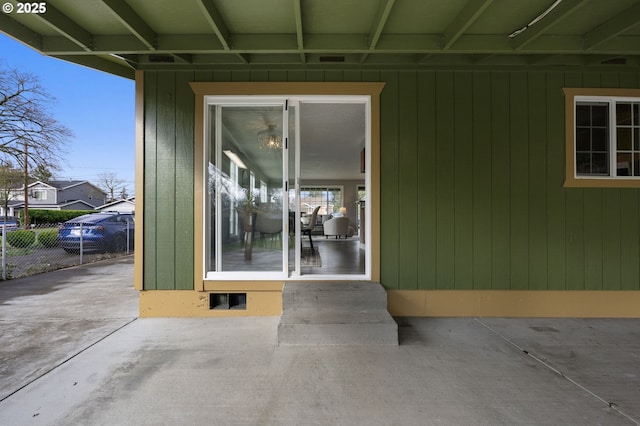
[{"xmin": 0, "ymin": 161, "xmax": 22, "ymax": 220}]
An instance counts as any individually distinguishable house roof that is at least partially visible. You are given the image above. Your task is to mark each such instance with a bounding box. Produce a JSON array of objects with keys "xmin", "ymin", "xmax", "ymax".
[
  {"xmin": 9, "ymin": 200, "xmax": 98, "ymax": 210},
  {"xmin": 1, "ymin": 0, "xmax": 639, "ymax": 79},
  {"xmin": 25, "ymin": 180, "xmax": 106, "ymax": 195},
  {"xmin": 97, "ymin": 197, "xmax": 135, "ymax": 211}
]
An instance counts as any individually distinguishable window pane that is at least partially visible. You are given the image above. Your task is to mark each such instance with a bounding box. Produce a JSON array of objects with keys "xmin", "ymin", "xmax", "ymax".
[
  {"xmin": 575, "ymin": 102, "xmax": 610, "ymax": 177},
  {"xmin": 591, "ymin": 153, "xmax": 609, "ymax": 174},
  {"xmin": 614, "ymin": 101, "xmax": 640, "ymax": 177},
  {"xmin": 576, "ymin": 104, "xmax": 591, "ymax": 126},
  {"xmin": 576, "ymin": 128, "xmax": 590, "ymax": 151},
  {"xmin": 591, "ymin": 104, "xmax": 608, "ymax": 126},
  {"xmin": 617, "ymin": 128, "xmax": 632, "ymax": 150},
  {"xmin": 576, "ymin": 153, "xmax": 591, "ymax": 174},
  {"xmin": 592, "ymin": 128, "xmax": 608, "ymax": 151},
  {"xmin": 617, "ymin": 103, "xmax": 632, "ymax": 125},
  {"xmin": 299, "ymin": 186, "xmax": 342, "ymax": 217},
  {"xmin": 617, "ymin": 153, "xmax": 632, "ymax": 176},
  {"xmin": 206, "ymin": 104, "xmax": 284, "ymax": 274}
]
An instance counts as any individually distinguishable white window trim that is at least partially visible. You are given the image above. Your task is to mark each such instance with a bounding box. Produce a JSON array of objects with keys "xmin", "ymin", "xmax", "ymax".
[
  {"xmin": 202, "ymin": 95, "xmax": 372, "ymax": 281},
  {"xmin": 564, "ymin": 88, "xmax": 640, "ymax": 188},
  {"xmin": 31, "ymin": 189, "xmax": 47, "ymax": 200},
  {"xmin": 574, "ymin": 95, "xmax": 640, "ymax": 180}
]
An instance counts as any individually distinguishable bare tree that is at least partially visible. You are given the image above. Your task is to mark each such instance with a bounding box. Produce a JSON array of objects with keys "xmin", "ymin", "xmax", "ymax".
[
  {"xmin": 0, "ymin": 66, "xmax": 71, "ymax": 171},
  {"xmin": 97, "ymin": 171, "xmax": 126, "ymax": 202},
  {"xmin": 0, "ymin": 65, "xmax": 72, "ymax": 226},
  {"xmin": 31, "ymin": 164, "xmax": 53, "ymax": 182}
]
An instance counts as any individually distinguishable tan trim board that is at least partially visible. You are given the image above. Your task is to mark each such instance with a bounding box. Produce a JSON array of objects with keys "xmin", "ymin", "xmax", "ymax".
[
  {"xmin": 190, "ymin": 82, "xmax": 385, "ymax": 97},
  {"xmin": 203, "ymin": 281, "xmax": 284, "ymax": 292},
  {"xmin": 388, "ymin": 290, "xmax": 640, "ymax": 318},
  {"xmin": 141, "ymin": 289, "xmax": 640, "ymax": 318},
  {"xmin": 134, "ymin": 70, "xmax": 144, "ymax": 291},
  {"xmin": 139, "ymin": 290, "xmax": 282, "ymax": 317},
  {"xmin": 190, "ymin": 81, "xmax": 384, "ymax": 286}
]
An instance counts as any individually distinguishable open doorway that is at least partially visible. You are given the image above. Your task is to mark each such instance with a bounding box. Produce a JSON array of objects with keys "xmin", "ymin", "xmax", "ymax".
[{"xmin": 295, "ymin": 102, "xmax": 366, "ymax": 277}]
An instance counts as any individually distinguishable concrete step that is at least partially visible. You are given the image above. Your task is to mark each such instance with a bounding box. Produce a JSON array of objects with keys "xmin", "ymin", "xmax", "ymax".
[
  {"xmin": 278, "ymin": 282, "xmax": 398, "ymax": 346},
  {"xmin": 282, "ymin": 281, "xmax": 389, "ymax": 310}
]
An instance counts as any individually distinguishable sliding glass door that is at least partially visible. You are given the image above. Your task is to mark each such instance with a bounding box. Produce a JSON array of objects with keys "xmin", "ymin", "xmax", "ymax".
[
  {"xmin": 204, "ymin": 95, "xmax": 370, "ymax": 280},
  {"xmin": 205, "ymin": 100, "xmax": 288, "ymax": 279}
]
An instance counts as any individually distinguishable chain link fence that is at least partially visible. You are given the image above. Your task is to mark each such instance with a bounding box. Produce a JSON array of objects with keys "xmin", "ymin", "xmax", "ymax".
[{"xmin": 1, "ymin": 222, "xmax": 134, "ymax": 280}]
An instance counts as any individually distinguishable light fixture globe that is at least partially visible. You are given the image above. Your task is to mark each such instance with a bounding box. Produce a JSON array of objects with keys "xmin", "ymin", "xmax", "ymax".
[{"xmin": 257, "ymin": 124, "xmax": 282, "ymax": 150}]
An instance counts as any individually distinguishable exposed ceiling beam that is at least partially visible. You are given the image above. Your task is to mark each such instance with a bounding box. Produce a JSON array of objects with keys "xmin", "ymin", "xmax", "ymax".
[
  {"xmin": 115, "ymin": 54, "xmax": 140, "ymax": 67},
  {"xmin": 417, "ymin": 54, "xmax": 433, "ymax": 63},
  {"xmin": 35, "ymin": 3, "xmax": 93, "ymax": 51},
  {"xmin": 511, "ymin": 0, "xmax": 589, "ymax": 50},
  {"xmin": 196, "ymin": 0, "xmax": 230, "ymax": 50},
  {"xmin": 584, "ymin": 2, "xmax": 640, "ymax": 50},
  {"xmin": 360, "ymin": 0, "xmax": 395, "ymax": 62},
  {"xmin": 0, "ymin": 14, "xmax": 43, "ymax": 50},
  {"xmin": 293, "ymin": 0, "xmax": 305, "ymax": 63},
  {"xmin": 196, "ymin": 0, "xmax": 249, "ymax": 63},
  {"xmin": 171, "ymin": 54, "xmax": 193, "ymax": 64},
  {"xmin": 36, "ymin": 33, "xmax": 640, "ymax": 56},
  {"xmin": 52, "ymin": 54, "xmax": 135, "ymax": 79},
  {"xmin": 102, "ymin": 0, "xmax": 157, "ymax": 51},
  {"xmin": 442, "ymin": 0, "xmax": 495, "ymax": 50}
]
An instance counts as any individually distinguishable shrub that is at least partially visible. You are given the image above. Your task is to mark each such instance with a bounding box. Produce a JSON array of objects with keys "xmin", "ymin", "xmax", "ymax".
[
  {"xmin": 37, "ymin": 230, "xmax": 59, "ymax": 248},
  {"xmin": 7, "ymin": 230, "xmax": 36, "ymax": 248},
  {"xmin": 23, "ymin": 210, "xmax": 96, "ymax": 225}
]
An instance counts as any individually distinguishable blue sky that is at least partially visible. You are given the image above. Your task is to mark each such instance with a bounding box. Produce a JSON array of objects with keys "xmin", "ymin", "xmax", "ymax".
[{"xmin": 0, "ymin": 34, "xmax": 135, "ymax": 196}]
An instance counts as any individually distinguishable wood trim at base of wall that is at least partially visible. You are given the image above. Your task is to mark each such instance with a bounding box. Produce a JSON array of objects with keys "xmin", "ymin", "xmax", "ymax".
[
  {"xmin": 139, "ymin": 290, "xmax": 282, "ymax": 317},
  {"xmin": 388, "ymin": 290, "xmax": 640, "ymax": 318},
  {"xmin": 139, "ymin": 289, "xmax": 640, "ymax": 318}
]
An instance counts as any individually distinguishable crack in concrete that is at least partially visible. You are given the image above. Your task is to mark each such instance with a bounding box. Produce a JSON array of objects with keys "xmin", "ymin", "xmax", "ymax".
[
  {"xmin": 0, "ymin": 317, "xmax": 138, "ymax": 404},
  {"xmin": 473, "ymin": 318, "xmax": 640, "ymax": 426}
]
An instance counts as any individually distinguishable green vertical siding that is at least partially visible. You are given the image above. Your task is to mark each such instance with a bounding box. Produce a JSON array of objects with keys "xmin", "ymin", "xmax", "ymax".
[
  {"xmin": 435, "ymin": 72, "xmax": 456, "ymax": 289},
  {"xmin": 379, "ymin": 71, "xmax": 400, "ymax": 289},
  {"xmin": 398, "ymin": 71, "xmax": 419, "ymax": 289},
  {"xmin": 545, "ymin": 72, "xmax": 567, "ymax": 290},
  {"xmin": 143, "ymin": 71, "xmax": 194, "ymax": 290},
  {"xmin": 490, "ymin": 72, "xmax": 511, "ymax": 290},
  {"xmin": 472, "ymin": 72, "xmax": 492, "ymax": 289},
  {"xmin": 416, "ymin": 72, "xmax": 437, "ymax": 289},
  {"xmin": 143, "ymin": 68, "xmax": 640, "ymax": 292}
]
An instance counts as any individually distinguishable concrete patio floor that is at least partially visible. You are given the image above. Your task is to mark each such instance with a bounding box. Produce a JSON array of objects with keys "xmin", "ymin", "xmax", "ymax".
[{"xmin": 0, "ymin": 257, "xmax": 639, "ymax": 425}]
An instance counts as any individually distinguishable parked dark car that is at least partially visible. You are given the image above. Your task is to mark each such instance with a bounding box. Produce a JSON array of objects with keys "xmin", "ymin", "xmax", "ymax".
[
  {"xmin": 0, "ymin": 216, "xmax": 20, "ymax": 234},
  {"xmin": 58, "ymin": 212, "xmax": 134, "ymax": 253}
]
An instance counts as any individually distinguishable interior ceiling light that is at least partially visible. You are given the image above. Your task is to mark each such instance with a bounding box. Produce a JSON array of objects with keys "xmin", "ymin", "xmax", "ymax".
[
  {"xmin": 257, "ymin": 124, "xmax": 282, "ymax": 151},
  {"xmin": 223, "ymin": 150, "xmax": 247, "ymax": 169},
  {"xmin": 509, "ymin": 0, "xmax": 563, "ymax": 38}
]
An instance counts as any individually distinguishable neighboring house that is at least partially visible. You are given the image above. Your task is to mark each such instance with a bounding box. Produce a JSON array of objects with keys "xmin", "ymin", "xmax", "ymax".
[
  {"xmin": 97, "ymin": 196, "xmax": 136, "ymax": 214},
  {"xmin": 5, "ymin": 180, "xmax": 107, "ymax": 216},
  {"xmin": 3, "ymin": 2, "xmax": 640, "ymax": 319}
]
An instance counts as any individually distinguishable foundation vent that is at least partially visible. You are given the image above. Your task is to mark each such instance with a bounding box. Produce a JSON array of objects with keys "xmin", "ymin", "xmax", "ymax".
[{"xmin": 210, "ymin": 293, "xmax": 247, "ymax": 310}]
